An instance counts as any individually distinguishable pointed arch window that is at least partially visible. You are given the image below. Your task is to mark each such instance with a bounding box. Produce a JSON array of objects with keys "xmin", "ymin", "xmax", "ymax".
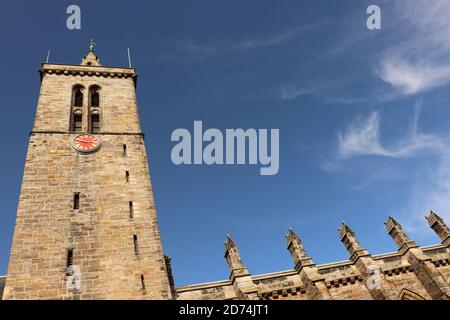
[
  {"xmin": 72, "ymin": 85, "xmax": 84, "ymax": 107},
  {"xmin": 89, "ymin": 85, "xmax": 100, "ymax": 107},
  {"xmin": 70, "ymin": 85, "xmax": 85, "ymax": 132},
  {"xmin": 88, "ymin": 85, "xmax": 101, "ymax": 133}
]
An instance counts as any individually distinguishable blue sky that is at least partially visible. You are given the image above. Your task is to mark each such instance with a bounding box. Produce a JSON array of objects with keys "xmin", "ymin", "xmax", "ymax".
[{"xmin": 1, "ymin": 0, "xmax": 450, "ymax": 286}]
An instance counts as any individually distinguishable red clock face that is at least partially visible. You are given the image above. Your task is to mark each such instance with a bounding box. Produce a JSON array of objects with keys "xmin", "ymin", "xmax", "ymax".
[{"xmin": 72, "ymin": 134, "xmax": 100, "ymax": 153}]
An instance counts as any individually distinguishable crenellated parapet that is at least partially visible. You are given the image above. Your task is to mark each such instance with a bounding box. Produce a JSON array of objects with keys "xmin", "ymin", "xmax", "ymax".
[{"xmin": 175, "ymin": 212, "xmax": 450, "ymax": 301}]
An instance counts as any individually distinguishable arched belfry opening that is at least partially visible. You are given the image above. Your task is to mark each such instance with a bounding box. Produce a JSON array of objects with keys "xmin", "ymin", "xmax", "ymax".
[
  {"xmin": 71, "ymin": 85, "xmax": 85, "ymax": 132},
  {"xmin": 89, "ymin": 85, "xmax": 101, "ymax": 133},
  {"xmin": 89, "ymin": 85, "xmax": 100, "ymax": 107},
  {"xmin": 72, "ymin": 85, "xmax": 84, "ymax": 107}
]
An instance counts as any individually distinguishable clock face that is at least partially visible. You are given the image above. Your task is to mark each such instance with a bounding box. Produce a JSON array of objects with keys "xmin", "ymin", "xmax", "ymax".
[{"xmin": 72, "ymin": 134, "xmax": 101, "ymax": 153}]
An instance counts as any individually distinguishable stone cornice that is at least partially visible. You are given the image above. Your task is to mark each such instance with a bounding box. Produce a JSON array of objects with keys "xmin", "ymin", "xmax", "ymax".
[
  {"xmin": 39, "ymin": 63, "xmax": 137, "ymax": 81},
  {"xmin": 325, "ymin": 275, "xmax": 363, "ymax": 289},
  {"xmin": 176, "ymin": 279, "xmax": 232, "ymax": 293},
  {"xmin": 317, "ymin": 259, "xmax": 353, "ymax": 270},
  {"xmin": 252, "ymin": 269, "xmax": 297, "ymax": 281},
  {"xmin": 382, "ymin": 264, "xmax": 412, "ymax": 276},
  {"xmin": 422, "ymin": 244, "xmax": 447, "ymax": 252},
  {"xmin": 372, "ymin": 251, "xmax": 402, "ymax": 260},
  {"xmin": 259, "ymin": 285, "xmax": 307, "ymax": 300},
  {"xmin": 432, "ymin": 258, "xmax": 450, "ymax": 267},
  {"xmin": 30, "ymin": 131, "xmax": 144, "ymax": 136}
]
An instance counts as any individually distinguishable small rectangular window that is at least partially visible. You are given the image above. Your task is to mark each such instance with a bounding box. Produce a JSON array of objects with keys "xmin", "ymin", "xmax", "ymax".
[
  {"xmin": 126, "ymin": 171, "xmax": 130, "ymax": 183},
  {"xmin": 67, "ymin": 249, "xmax": 74, "ymax": 268},
  {"xmin": 129, "ymin": 201, "xmax": 134, "ymax": 219},
  {"xmin": 91, "ymin": 114, "xmax": 100, "ymax": 133},
  {"xmin": 73, "ymin": 114, "xmax": 82, "ymax": 133},
  {"xmin": 133, "ymin": 235, "xmax": 139, "ymax": 255},
  {"xmin": 140, "ymin": 275, "xmax": 146, "ymax": 291},
  {"xmin": 73, "ymin": 193, "xmax": 80, "ymax": 210},
  {"xmin": 123, "ymin": 144, "xmax": 127, "ymax": 157}
]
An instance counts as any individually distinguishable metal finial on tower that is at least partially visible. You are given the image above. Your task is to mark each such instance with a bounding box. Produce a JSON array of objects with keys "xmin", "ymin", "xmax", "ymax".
[
  {"xmin": 81, "ymin": 40, "xmax": 102, "ymax": 66},
  {"xmin": 89, "ymin": 39, "xmax": 96, "ymax": 52}
]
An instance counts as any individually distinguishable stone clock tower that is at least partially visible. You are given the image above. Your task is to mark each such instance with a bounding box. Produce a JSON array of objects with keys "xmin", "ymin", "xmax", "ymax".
[{"xmin": 2, "ymin": 45, "xmax": 173, "ymax": 300}]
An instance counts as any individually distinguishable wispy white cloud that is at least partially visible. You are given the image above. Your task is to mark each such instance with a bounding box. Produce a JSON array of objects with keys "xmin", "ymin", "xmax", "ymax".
[
  {"xmin": 171, "ymin": 26, "xmax": 309, "ymax": 60},
  {"xmin": 173, "ymin": 39, "xmax": 217, "ymax": 56},
  {"xmin": 279, "ymin": 1, "xmax": 450, "ymax": 103},
  {"xmin": 377, "ymin": 55, "xmax": 450, "ymax": 96},
  {"xmin": 278, "ymin": 85, "xmax": 313, "ymax": 100},
  {"xmin": 337, "ymin": 111, "xmax": 387, "ymax": 158},
  {"xmin": 334, "ymin": 102, "xmax": 450, "ymax": 234},
  {"xmin": 337, "ymin": 104, "xmax": 444, "ymax": 159},
  {"xmin": 377, "ymin": 0, "xmax": 450, "ymax": 95},
  {"xmin": 234, "ymin": 28, "xmax": 303, "ymax": 51},
  {"xmin": 171, "ymin": 39, "xmax": 218, "ymax": 60},
  {"xmin": 404, "ymin": 152, "xmax": 450, "ymax": 234},
  {"xmin": 349, "ymin": 168, "xmax": 409, "ymax": 192},
  {"xmin": 276, "ymin": 82, "xmax": 377, "ymax": 104}
]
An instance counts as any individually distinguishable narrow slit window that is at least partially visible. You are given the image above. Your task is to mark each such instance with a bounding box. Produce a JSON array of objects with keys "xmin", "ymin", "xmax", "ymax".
[
  {"xmin": 126, "ymin": 171, "xmax": 130, "ymax": 183},
  {"xmin": 129, "ymin": 201, "xmax": 134, "ymax": 219},
  {"xmin": 123, "ymin": 144, "xmax": 127, "ymax": 157},
  {"xmin": 67, "ymin": 249, "xmax": 74, "ymax": 268},
  {"xmin": 133, "ymin": 235, "xmax": 139, "ymax": 255},
  {"xmin": 90, "ymin": 114, "xmax": 100, "ymax": 133},
  {"xmin": 73, "ymin": 114, "xmax": 82, "ymax": 133},
  {"xmin": 140, "ymin": 275, "xmax": 146, "ymax": 290},
  {"xmin": 73, "ymin": 193, "xmax": 80, "ymax": 210}
]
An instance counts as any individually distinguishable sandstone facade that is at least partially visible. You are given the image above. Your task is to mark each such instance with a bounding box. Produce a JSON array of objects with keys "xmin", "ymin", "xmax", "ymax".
[{"xmin": 2, "ymin": 49, "xmax": 172, "ymax": 300}]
